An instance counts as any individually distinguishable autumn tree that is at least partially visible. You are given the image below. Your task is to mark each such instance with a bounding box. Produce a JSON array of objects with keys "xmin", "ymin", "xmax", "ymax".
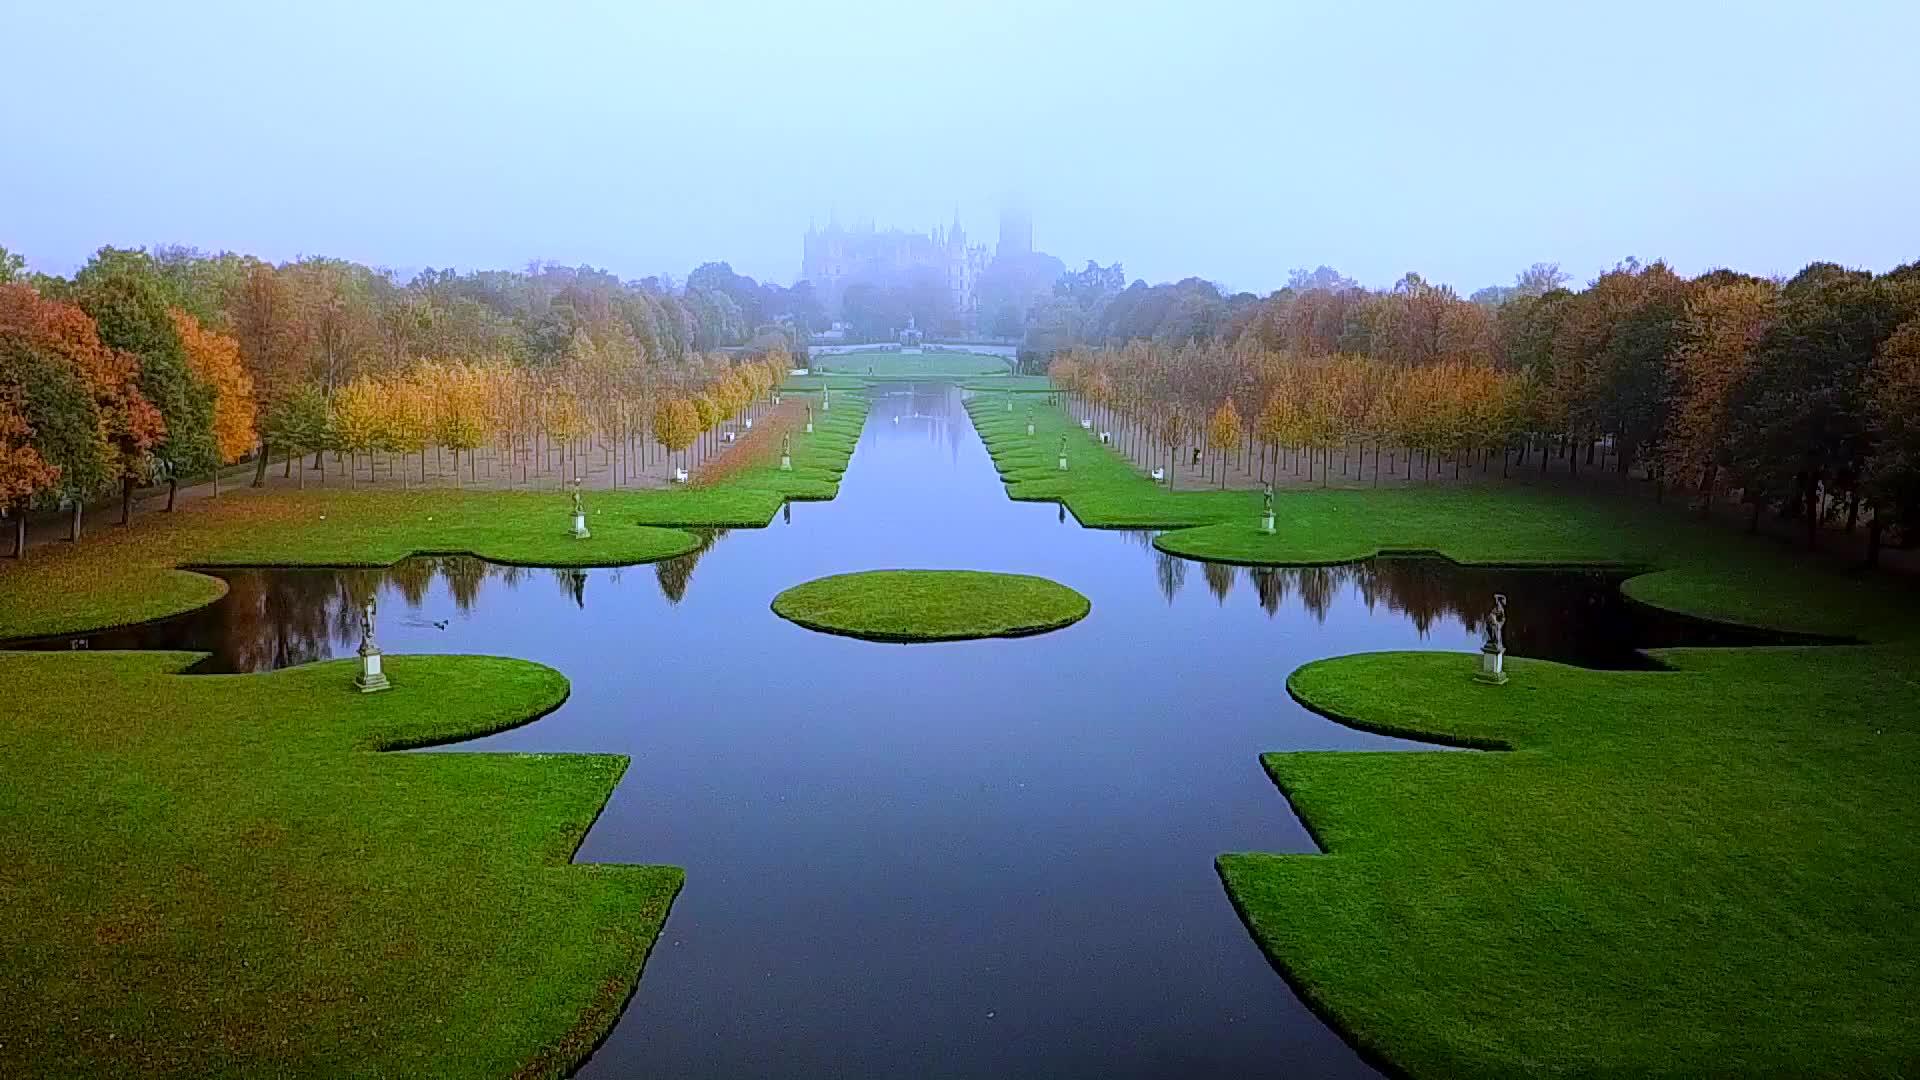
[
  {"xmin": 73, "ymin": 248, "xmax": 216, "ymax": 488},
  {"xmin": 1663, "ymin": 280, "xmax": 1778, "ymax": 507},
  {"xmin": 425, "ymin": 362, "xmax": 490, "ymax": 485},
  {"xmin": 653, "ymin": 396, "xmax": 700, "ymax": 471},
  {"xmin": 0, "ymin": 346, "xmax": 71, "ymax": 554},
  {"xmin": 330, "ymin": 376, "xmax": 384, "ymax": 487},
  {"xmin": 0, "ymin": 282, "xmax": 164, "ymax": 524},
  {"xmin": 1207, "ymin": 399, "xmax": 1243, "ymax": 487},
  {"xmin": 170, "ymin": 308, "xmax": 256, "ymax": 495}
]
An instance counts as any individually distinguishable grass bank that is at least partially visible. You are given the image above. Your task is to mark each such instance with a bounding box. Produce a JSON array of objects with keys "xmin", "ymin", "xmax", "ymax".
[
  {"xmin": 969, "ymin": 390, "xmax": 1920, "ymax": 1074},
  {"xmin": 0, "ymin": 393, "xmax": 867, "ymax": 640},
  {"xmin": 0, "ymin": 651, "xmax": 683, "ymax": 1078},
  {"xmin": 813, "ymin": 350, "xmax": 1011, "ymax": 377},
  {"xmin": 770, "ymin": 569, "xmax": 1089, "ymax": 642},
  {"xmin": 964, "ymin": 394, "xmax": 1916, "ymax": 640},
  {"xmin": 1217, "ymin": 647, "xmax": 1920, "ymax": 1077}
]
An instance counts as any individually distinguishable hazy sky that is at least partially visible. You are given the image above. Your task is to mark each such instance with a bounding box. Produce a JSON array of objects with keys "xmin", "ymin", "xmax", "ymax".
[{"xmin": 5, "ymin": 0, "xmax": 1916, "ymax": 294}]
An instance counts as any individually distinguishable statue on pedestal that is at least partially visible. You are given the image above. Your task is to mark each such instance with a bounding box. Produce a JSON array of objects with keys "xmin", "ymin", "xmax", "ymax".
[
  {"xmin": 354, "ymin": 593, "xmax": 390, "ymax": 693},
  {"xmin": 1475, "ymin": 593, "xmax": 1510, "ymax": 685},
  {"xmin": 358, "ymin": 595, "xmax": 378, "ymax": 656},
  {"xmin": 569, "ymin": 478, "xmax": 591, "ymax": 539},
  {"xmin": 1482, "ymin": 593, "xmax": 1508, "ymax": 654}
]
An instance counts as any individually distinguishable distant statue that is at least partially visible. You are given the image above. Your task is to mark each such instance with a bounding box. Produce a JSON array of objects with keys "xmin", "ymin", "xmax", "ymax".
[
  {"xmin": 1190, "ymin": 447, "xmax": 1201, "ymax": 467},
  {"xmin": 782, "ymin": 434, "xmax": 791, "ymax": 455},
  {"xmin": 806, "ymin": 405, "xmax": 814, "ymax": 424},
  {"xmin": 1483, "ymin": 593, "xmax": 1508, "ymax": 654},
  {"xmin": 359, "ymin": 594, "xmax": 378, "ymax": 652},
  {"xmin": 1058, "ymin": 434, "xmax": 1067, "ymax": 456},
  {"xmin": 1263, "ymin": 483, "xmax": 1274, "ymax": 515}
]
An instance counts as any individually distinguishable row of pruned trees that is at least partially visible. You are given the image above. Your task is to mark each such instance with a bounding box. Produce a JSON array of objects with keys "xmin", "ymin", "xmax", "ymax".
[
  {"xmin": 1051, "ymin": 259, "xmax": 1920, "ymax": 561},
  {"xmin": 254, "ymin": 352, "xmax": 791, "ymax": 490},
  {"xmin": 1, "ymin": 243, "xmax": 808, "ymax": 553}
]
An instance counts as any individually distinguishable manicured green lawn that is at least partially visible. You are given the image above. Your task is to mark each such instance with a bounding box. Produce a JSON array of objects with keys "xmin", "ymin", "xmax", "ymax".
[
  {"xmin": 814, "ymin": 350, "xmax": 1011, "ymax": 377},
  {"xmin": 958, "ymin": 374, "xmax": 1053, "ymax": 393},
  {"xmin": 972, "ymin": 390, "xmax": 1920, "ymax": 1075},
  {"xmin": 0, "ymin": 394, "xmax": 867, "ymax": 641},
  {"xmin": 1218, "ymin": 647, "xmax": 1920, "ymax": 1078},
  {"xmin": 965, "ymin": 395, "xmax": 1917, "ymax": 639},
  {"xmin": 0, "ymin": 651, "xmax": 683, "ymax": 1078},
  {"xmin": 771, "ymin": 569, "xmax": 1090, "ymax": 642}
]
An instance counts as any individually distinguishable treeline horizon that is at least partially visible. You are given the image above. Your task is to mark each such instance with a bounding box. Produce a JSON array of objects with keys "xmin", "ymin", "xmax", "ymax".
[
  {"xmin": 0, "ymin": 243, "xmax": 811, "ymax": 544},
  {"xmin": 5, "ymin": 239, "xmax": 1918, "ymax": 564},
  {"xmin": 1045, "ymin": 257, "xmax": 1920, "ymax": 561}
]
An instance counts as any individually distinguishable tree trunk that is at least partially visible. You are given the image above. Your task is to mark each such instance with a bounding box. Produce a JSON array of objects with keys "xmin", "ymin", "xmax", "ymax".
[
  {"xmin": 1866, "ymin": 517, "xmax": 1884, "ymax": 568},
  {"xmin": 1845, "ymin": 490, "xmax": 1860, "ymax": 533},
  {"xmin": 166, "ymin": 478, "xmax": 178, "ymax": 512},
  {"xmin": 254, "ymin": 442, "xmax": 270, "ymax": 488},
  {"xmin": 70, "ymin": 501, "xmax": 82, "ymax": 542},
  {"xmin": 1804, "ymin": 480, "xmax": 1818, "ymax": 549},
  {"xmin": 120, "ymin": 476, "xmax": 135, "ymax": 525},
  {"xmin": 1747, "ymin": 499, "xmax": 1761, "ymax": 534},
  {"xmin": 12, "ymin": 514, "xmax": 23, "ymax": 559}
]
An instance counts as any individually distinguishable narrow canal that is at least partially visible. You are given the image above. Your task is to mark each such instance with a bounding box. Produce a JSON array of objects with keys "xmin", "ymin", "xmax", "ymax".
[{"xmin": 29, "ymin": 384, "xmax": 1735, "ymax": 1077}]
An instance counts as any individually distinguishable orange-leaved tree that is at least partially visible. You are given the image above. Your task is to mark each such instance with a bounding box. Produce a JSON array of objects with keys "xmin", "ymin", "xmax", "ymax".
[{"xmin": 171, "ymin": 308, "xmax": 256, "ymax": 495}]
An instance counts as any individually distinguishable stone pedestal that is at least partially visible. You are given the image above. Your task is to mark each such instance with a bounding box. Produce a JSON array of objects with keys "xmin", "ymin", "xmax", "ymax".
[
  {"xmin": 1058, "ymin": 455, "xmax": 1068, "ymax": 471},
  {"xmin": 1026, "ymin": 423, "xmax": 1035, "ymax": 436},
  {"xmin": 572, "ymin": 511, "xmax": 590, "ymax": 539},
  {"xmin": 355, "ymin": 648, "xmax": 391, "ymax": 693},
  {"xmin": 780, "ymin": 454, "xmax": 792, "ymax": 471},
  {"xmin": 805, "ymin": 422, "xmax": 814, "ymax": 434},
  {"xmin": 1473, "ymin": 647, "xmax": 1508, "ymax": 685},
  {"xmin": 1261, "ymin": 510, "xmax": 1275, "ymax": 534}
]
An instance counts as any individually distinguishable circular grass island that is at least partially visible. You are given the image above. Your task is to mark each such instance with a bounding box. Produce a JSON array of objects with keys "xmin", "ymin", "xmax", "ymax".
[{"xmin": 771, "ymin": 570, "xmax": 1090, "ymax": 643}]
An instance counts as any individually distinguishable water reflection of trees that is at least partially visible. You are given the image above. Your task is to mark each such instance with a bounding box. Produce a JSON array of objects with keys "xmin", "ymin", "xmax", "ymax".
[
  {"xmin": 1154, "ymin": 555, "xmax": 1639, "ymax": 665},
  {"xmin": 86, "ymin": 538, "xmax": 734, "ymax": 672},
  {"xmin": 654, "ymin": 529, "xmax": 725, "ymax": 605}
]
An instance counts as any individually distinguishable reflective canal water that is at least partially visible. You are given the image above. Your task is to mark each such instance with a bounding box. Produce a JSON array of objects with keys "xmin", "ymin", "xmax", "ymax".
[{"xmin": 15, "ymin": 385, "xmax": 1791, "ymax": 1078}]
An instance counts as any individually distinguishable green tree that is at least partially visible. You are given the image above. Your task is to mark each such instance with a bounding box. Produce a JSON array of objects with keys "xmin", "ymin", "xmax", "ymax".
[
  {"xmin": 73, "ymin": 248, "xmax": 217, "ymax": 479},
  {"xmin": 262, "ymin": 383, "xmax": 332, "ymax": 489},
  {"xmin": 1728, "ymin": 265, "xmax": 1906, "ymax": 546}
]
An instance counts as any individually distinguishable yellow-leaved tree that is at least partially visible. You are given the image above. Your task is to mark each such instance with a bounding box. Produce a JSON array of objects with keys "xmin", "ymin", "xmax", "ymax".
[{"xmin": 171, "ymin": 308, "xmax": 256, "ymax": 496}]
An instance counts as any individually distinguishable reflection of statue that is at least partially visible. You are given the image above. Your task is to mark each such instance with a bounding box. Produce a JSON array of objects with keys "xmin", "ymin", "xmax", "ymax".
[{"xmin": 1482, "ymin": 593, "xmax": 1508, "ymax": 653}]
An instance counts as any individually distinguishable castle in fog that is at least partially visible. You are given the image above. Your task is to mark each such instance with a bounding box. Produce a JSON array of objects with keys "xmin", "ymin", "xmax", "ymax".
[{"xmin": 801, "ymin": 206, "xmax": 1035, "ymax": 318}]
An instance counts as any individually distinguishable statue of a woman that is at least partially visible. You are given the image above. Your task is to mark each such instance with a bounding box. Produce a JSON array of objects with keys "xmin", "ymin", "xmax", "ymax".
[
  {"xmin": 571, "ymin": 484, "xmax": 584, "ymax": 517},
  {"xmin": 359, "ymin": 594, "xmax": 378, "ymax": 650},
  {"xmin": 1263, "ymin": 483, "xmax": 1274, "ymax": 515},
  {"xmin": 1058, "ymin": 434, "xmax": 1068, "ymax": 456},
  {"xmin": 1482, "ymin": 593, "xmax": 1507, "ymax": 653}
]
